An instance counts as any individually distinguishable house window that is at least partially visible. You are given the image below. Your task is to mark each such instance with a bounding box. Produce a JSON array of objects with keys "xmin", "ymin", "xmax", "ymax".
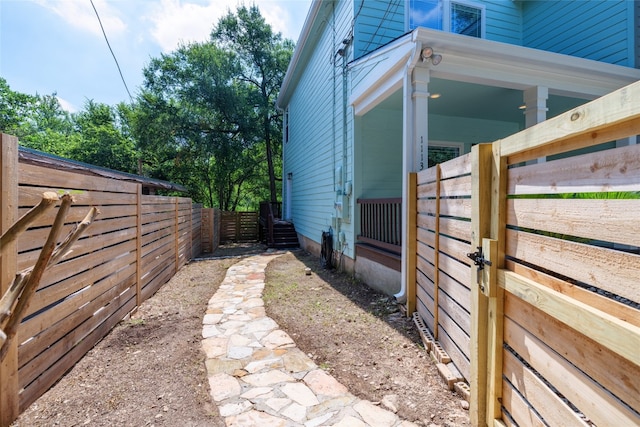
[
  {"xmin": 409, "ymin": 0, "xmax": 485, "ymax": 38},
  {"xmin": 428, "ymin": 142, "xmax": 464, "ymax": 168}
]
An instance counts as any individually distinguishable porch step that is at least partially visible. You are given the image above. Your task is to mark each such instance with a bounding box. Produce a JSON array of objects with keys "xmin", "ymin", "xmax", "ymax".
[{"xmin": 268, "ymin": 222, "xmax": 300, "ymax": 249}]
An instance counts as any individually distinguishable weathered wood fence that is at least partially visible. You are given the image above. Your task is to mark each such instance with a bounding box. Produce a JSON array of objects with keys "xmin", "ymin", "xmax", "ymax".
[
  {"xmin": 407, "ymin": 81, "xmax": 640, "ymax": 426},
  {"xmin": 0, "ymin": 135, "xmax": 203, "ymax": 425},
  {"xmin": 220, "ymin": 211, "xmax": 259, "ymax": 243}
]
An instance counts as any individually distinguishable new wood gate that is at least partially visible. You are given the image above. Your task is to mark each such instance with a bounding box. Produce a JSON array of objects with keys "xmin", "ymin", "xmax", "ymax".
[{"xmin": 408, "ymin": 81, "xmax": 640, "ymax": 426}]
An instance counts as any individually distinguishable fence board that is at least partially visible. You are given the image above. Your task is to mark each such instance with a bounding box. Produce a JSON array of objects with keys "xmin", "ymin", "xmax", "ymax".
[
  {"xmin": 440, "ymin": 175, "xmax": 472, "ymax": 197},
  {"xmin": 504, "ymin": 316, "xmax": 640, "ymax": 426},
  {"xmin": 19, "ymin": 274, "xmax": 136, "ymax": 387},
  {"xmin": 506, "ymin": 294, "xmax": 640, "ymax": 411},
  {"xmin": 505, "ymin": 229, "xmax": 639, "ymax": 302},
  {"xmin": 502, "ymin": 351, "xmax": 587, "ymax": 427},
  {"xmin": 19, "ymin": 163, "xmax": 138, "ymax": 193},
  {"xmin": 507, "ymin": 198, "xmax": 639, "ymax": 247},
  {"xmin": 437, "ymin": 325, "xmax": 470, "ymax": 380}
]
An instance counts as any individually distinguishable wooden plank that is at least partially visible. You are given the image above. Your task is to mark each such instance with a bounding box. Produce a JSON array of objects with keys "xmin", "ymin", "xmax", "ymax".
[
  {"xmin": 22, "ymin": 251, "xmax": 136, "ymax": 323},
  {"xmin": 406, "ymin": 172, "xmax": 417, "ymax": 315},
  {"xmin": 417, "ymin": 166, "xmax": 438, "ymax": 185},
  {"xmin": 19, "ymin": 274, "xmax": 136, "ymax": 387},
  {"xmin": 19, "ymin": 185, "xmax": 138, "ymax": 206},
  {"xmin": 438, "ymin": 288, "xmax": 471, "ymax": 337},
  {"xmin": 1, "ymin": 133, "xmax": 20, "ymax": 426},
  {"xmin": 439, "ymin": 270, "xmax": 471, "ymax": 313},
  {"xmin": 439, "ymin": 217, "xmax": 471, "ymax": 242},
  {"xmin": 505, "ymin": 293, "xmax": 640, "ymax": 411},
  {"xmin": 436, "ymin": 325, "xmax": 470, "ymax": 381},
  {"xmin": 416, "ymin": 249, "xmax": 436, "ymax": 280},
  {"xmin": 417, "ymin": 181, "xmax": 437, "ymax": 198},
  {"xmin": 416, "ymin": 213, "xmax": 436, "ymax": 232},
  {"xmin": 439, "ymin": 197, "xmax": 472, "ymax": 219},
  {"xmin": 506, "ymin": 260, "xmax": 640, "ymax": 327},
  {"xmin": 505, "ymin": 229, "xmax": 639, "ymax": 303},
  {"xmin": 499, "ymin": 80, "xmax": 640, "ymax": 164},
  {"xmin": 417, "ymin": 270, "xmax": 435, "ymax": 320},
  {"xmin": 437, "ymin": 303, "xmax": 471, "ymax": 361},
  {"xmin": 18, "ymin": 225, "xmax": 136, "ymax": 271},
  {"xmin": 438, "ymin": 252, "xmax": 470, "ymax": 286},
  {"xmin": 507, "ymin": 198, "xmax": 639, "ymax": 248},
  {"xmin": 417, "ymin": 226, "xmax": 436, "ymax": 248},
  {"xmin": 19, "ymin": 163, "xmax": 138, "ymax": 194},
  {"xmin": 18, "ymin": 216, "xmax": 136, "ymax": 253},
  {"xmin": 19, "ymin": 289, "xmax": 137, "ymax": 411},
  {"xmin": 504, "ymin": 316, "xmax": 640, "ymax": 426},
  {"xmin": 501, "ymin": 378, "xmax": 546, "ymax": 427},
  {"xmin": 17, "ymin": 204, "xmax": 137, "ymax": 228},
  {"xmin": 440, "ymin": 175, "xmax": 472, "ymax": 198},
  {"xmin": 416, "ymin": 294, "xmax": 435, "ymax": 333},
  {"xmin": 501, "ymin": 269, "xmax": 640, "ymax": 368},
  {"xmin": 439, "ymin": 152, "xmax": 472, "ymax": 179},
  {"xmin": 136, "ymin": 185, "xmax": 142, "ymax": 308},
  {"xmin": 507, "ymin": 143, "xmax": 640, "ymax": 195},
  {"xmin": 439, "ymin": 234, "xmax": 472, "ymax": 266},
  {"xmin": 469, "ymin": 143, "xmax": 493, "ymax": 427}
]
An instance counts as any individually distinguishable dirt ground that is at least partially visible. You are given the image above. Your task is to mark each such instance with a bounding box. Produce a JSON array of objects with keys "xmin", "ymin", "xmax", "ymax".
[{"xmin": 13, "ymin": 244, "xmax": 470, "ymax": 427}]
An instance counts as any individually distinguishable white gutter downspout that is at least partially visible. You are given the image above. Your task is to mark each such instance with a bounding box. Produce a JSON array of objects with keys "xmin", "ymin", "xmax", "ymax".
[{"xmin": 395, "ymin": 36, "xmax": 424, "ymax": 304}]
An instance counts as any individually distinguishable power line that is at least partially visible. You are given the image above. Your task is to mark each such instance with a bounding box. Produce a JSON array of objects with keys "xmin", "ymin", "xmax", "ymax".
[{"xmin": 90, "ymin": 0, "xmax": 133, "ymax": 103}]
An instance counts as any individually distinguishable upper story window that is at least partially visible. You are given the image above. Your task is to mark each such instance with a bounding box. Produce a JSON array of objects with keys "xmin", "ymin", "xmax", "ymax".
[{"xmin": 409, "ymin": 0, "xmax": 485, "ymax": 38}]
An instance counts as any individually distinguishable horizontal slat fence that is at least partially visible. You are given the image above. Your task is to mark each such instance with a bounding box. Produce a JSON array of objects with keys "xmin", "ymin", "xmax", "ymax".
[
  {"xmin": 0, "ymin": 136, "xmax": 203, "ymax": 425},
  {"xmin": 409, "ymin": 80, "xmax": 640, "ymax": 426},
  {"xmin": 413, "ymin": 153, "xmax": 473, "ymax": 381},
  {"xmin": 220, "ymin": 211, "xmax": 259, "ymax": 243},
  {"xmin": 497, "ymin": 142, "xmax": 640, "ymax": 427}
]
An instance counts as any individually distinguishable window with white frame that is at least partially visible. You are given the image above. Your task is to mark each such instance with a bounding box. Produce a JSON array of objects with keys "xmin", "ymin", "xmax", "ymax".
[
  {"xmin": 428, "ymin": 141, "xmax": 464, "ymax": 168},
  {"xmin": 409, "ymin": 0, "xmax": 485, "ymax": 38}
]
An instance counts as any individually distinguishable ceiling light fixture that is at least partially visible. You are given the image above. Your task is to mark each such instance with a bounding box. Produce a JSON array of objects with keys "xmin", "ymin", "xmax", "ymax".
[{"xmin": 430, "ymin": 93, "xmax": 441, "ymax": 99}]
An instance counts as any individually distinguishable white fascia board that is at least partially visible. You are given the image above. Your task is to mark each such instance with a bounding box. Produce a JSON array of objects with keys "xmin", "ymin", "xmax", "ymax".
[
  {"xmin": 349, "ymin": 35, "xmax": 416, "ymax": 116},
  {"xmin": 414, "ymin": 28, "xmax": 640, "ymax": 98}
]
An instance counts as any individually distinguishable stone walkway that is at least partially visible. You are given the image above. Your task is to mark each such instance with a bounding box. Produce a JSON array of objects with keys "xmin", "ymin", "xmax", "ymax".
[{"xmin": 201, "ymin": 252, "xmax": 418, "ymax": 427}]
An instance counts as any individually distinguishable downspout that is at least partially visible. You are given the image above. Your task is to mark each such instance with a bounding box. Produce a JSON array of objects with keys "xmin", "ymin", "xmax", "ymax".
[{"xmin": 394, "ymin": 36, "xmax": 423, "ymax": 303}]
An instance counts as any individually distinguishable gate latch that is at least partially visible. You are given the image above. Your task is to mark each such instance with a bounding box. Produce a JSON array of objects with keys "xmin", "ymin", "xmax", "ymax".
[{"xmin": 467, "ymin": 246, "xmax": 492, "ymax": 271}]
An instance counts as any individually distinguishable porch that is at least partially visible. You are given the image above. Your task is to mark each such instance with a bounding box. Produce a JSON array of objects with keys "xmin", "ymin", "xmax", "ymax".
[{"xmin": 356, "ymin": 197, "xmax": 402, "ymax": 272}]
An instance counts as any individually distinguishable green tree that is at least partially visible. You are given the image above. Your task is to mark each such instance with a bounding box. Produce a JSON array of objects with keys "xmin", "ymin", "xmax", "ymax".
[
  {"xmin": 135, "ymin": 41, "xmax": 261, "ymax": 209},
  {"xmin": 214, "ymin": 5, "xmax": 294, "ymax": 204},
  {"xmin": 69, "ymin": 100, "xmax": 138, "ymax": 173}
]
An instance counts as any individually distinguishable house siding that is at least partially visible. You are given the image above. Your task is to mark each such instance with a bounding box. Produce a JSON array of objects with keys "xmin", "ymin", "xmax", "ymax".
[
  {"xmin": 522, "ymin": 0, "xmax": 634, "ymax": 67},
  {"xmin": 483, "ymin": 0, "xmax": 522, "ymax": 45},
  {"xmin": 353, "ymin": 0, "xmax": 405, "ymax": 59},
  {"xmin": 284, "ymin": 0, "xmax": 356, "ymax": 258}
]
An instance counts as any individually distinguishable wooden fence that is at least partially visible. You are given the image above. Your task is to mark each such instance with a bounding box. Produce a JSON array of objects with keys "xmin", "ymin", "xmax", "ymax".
[
  {"xmin": 201, "ymin": 207, "xmax": 221, "ymax": 253},
  {"xmin": 407, "ymin": 80, "xmax": 640, "ymax": 426},
  {"xmin": 220, "ymin": 211, "xmax": 259, "ymax": 243},
  {"xmin": 0, "ymin": 135, "xmax": 203, "ymax": 425}
]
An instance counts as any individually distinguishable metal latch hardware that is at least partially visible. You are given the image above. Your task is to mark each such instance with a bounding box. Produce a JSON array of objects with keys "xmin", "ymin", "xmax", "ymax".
[{"xmin": 467, "ymin": 247, "xmax": 492, "ymax": 271}]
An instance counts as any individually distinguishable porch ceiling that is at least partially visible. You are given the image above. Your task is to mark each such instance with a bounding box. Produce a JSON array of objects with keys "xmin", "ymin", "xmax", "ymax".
[{"xmin": 376, "ymin": 79, "xmax": 588, "ymax": 123}]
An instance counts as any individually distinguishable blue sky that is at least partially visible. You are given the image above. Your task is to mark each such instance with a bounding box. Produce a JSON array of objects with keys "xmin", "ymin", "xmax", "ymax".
[{"xmin": 0, "ymin": 0, "xmax": 312, "ymax": 112}]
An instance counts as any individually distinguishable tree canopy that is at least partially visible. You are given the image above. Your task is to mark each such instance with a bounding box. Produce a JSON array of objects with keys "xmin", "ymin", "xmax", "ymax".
[{"xmin": 0, "ymin": 5, "xmax": 293, "ymax": 210}]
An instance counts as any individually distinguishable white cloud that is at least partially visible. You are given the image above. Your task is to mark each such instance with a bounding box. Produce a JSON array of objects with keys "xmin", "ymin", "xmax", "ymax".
[
  {"xmin": 56, "ymin": 96, "xmax": 78, "ymax": 113},
  {"xmin": 147, "ymin": 0, "xmax": 238, "ymax": 52},
  {"xmin": 146, "ymin": 0, "xmax": 311, "ymax": 52},
  {"xmin": 34, "ymin": 0, "xmax": 126, "ymax": 38}
]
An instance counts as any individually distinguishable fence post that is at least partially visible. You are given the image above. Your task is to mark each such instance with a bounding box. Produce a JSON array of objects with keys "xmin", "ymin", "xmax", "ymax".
[
  {"xmin": 1, "ymin": 134, "xmax": 20, "ymax": 425},
  {"xmin": 174, "ymin": 198, "xmax": 179, "ymax": 273},
  {"xmin": 405, "ymin": 173, "xmax": 417, "ymax": 315},
  {"xmin": 486, "ymin": 142, "xmax": 507, "ymax": 423},
  {"xmin": 135, "ymin": 185, "xmax": 142, "ymax": 308},
  {"xmin": 433, "ymin": 165, "xmax": 441, "ymax": 339},
  {"xmin": 469, "ymin": 143, "xmax": 493, "ymax": 426}
]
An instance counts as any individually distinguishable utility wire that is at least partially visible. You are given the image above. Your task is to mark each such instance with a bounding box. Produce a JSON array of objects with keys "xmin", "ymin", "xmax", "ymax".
[{"xmin": 90, "ymin": 0, "xmax": 133, "ymax": 103}]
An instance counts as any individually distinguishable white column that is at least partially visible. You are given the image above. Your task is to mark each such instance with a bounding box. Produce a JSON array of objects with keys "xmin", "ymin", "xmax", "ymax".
[
  {"xmin": 413, "ymin": 67, "xmax": 431, "ymax": 171},
  {"xmin": 523, "ymin": 86, "xmax": 548, "ymax": 163},
  {"xmin": 399, "ymin": 66, "xmax": 430, "ymax": 303}
]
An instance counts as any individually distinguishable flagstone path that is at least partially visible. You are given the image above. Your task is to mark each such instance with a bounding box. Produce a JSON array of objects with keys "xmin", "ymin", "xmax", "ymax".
[{"xmin": 202, "ymin": 252, "xmax": 418, "ymax": 427}]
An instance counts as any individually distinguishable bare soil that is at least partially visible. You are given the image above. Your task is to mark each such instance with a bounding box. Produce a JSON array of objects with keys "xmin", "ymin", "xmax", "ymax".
[{"xmin": 13, "ymin": 244, "xmax": 470, "ymax": 427}]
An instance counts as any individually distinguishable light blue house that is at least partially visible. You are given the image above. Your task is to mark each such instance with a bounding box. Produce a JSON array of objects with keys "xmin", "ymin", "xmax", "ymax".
[{"xmin": 276, "ymin": 0, "xmax": 640, "ymax": 298}]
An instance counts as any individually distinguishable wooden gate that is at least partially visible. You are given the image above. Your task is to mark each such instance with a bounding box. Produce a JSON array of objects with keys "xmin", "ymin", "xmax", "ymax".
[
  {"xmin": 409, "ymin": 80, "xmax": 640, "ymax": 426},
  {"xmin": 220, "ymin": 211, "xmax": 259, "ymax": 243}
]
